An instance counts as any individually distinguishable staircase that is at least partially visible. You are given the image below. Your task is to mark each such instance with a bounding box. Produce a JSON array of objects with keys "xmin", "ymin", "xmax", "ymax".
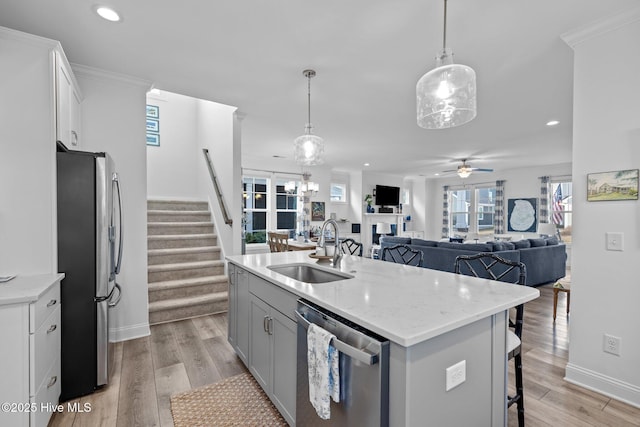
[{"xmin": 147, "ymin": 200, "xmax": 228, "ymax": 325}]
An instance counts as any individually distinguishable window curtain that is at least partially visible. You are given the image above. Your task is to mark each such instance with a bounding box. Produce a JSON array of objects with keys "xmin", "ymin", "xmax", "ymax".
[
  {"xmin": 494, "ymin": 180, "xmax": 506, "ymax": 234},
  {"xmin": 539, "ymin": 176, "xmax": 550, "ymax": 223},
  {"xmin": 441, "ymin": 185, "xmax": 450, "ymax": 238}
]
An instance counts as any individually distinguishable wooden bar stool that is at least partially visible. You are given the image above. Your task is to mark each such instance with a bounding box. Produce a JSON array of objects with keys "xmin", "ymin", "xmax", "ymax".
[{"xmin": 553, "ymin": 279, "xmax": 571, "ymax": 322}]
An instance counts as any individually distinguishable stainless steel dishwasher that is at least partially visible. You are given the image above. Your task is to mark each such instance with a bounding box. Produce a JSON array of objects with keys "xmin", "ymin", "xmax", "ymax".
[{"xmin": 295, "ymin": 299, "xmax": 390, "ymax": 426}]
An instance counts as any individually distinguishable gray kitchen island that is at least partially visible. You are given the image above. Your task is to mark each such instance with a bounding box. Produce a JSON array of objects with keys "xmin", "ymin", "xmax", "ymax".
[{"xmin": 226, "ymin": 251, "xmax": 539, "ymax": 426}]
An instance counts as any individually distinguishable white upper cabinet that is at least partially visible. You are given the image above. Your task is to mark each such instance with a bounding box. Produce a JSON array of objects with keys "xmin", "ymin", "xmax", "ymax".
[{"xmin": 55, "ymin": 51, "xmax": 82, "ymax": 148}]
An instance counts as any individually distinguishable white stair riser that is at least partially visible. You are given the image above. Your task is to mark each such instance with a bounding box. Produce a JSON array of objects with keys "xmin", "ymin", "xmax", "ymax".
[{"xmin": 148, "ymin": 236, "xmax": 217, "ymax": 250}]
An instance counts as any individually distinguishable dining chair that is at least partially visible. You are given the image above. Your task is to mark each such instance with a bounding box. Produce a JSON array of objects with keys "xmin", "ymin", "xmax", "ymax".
[
  {"xmin": 454, "ymin": 252, "xmax": 527, "ymax": 427},
  {"xmin": 267, "ymin": 231, "xmax": 289, "ymax": 252},
  {"xmin": 339, "ymin": 238, "xmax": 363, "ymax": 256},
  {"xmin": 380, "ymin": 244, "xmax": 424, "ymax": 267}
]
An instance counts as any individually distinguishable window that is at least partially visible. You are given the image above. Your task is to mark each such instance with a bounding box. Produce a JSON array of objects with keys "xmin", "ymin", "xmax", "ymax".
[
  {"xmin": 330, "ymin": 183, "xmax": 347, "ymax": 202},
  {"xmin": 549, "ymin": 181, "xmax": 573, "ymax": 243},
  {"xmin": 449, "ymin": 186, "xmax": 496, "ymax": 236},
  {"xmin": 243, "ymin": 177, "xmax": 268, "ymax": 243},
  {"xmin": 450, "ymin": 188, "xmax": 471, "ymax": 234},
  {"xmin": 476, "ymin": 187, "xmax": 495, "ymax": 235},
  {"xmin": 276, "ymin": 179, "xmax": 299, "ymax": 233}
]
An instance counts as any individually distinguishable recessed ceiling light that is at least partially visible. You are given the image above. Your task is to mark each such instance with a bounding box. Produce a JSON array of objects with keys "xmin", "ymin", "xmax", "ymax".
[
  {"xmin": 364, "ymin": 163, "xmax": 370, "ymax": 167},
  {"xmin": 434, "ymin": 173, "xmax": 440, "ymax": 176},
  {"xmin": 96, "ymin": 6, "xmax": 121, "ymax": 22},
  {"xmin": 546, "ymin": 120, "xmax": 560, "ymax": 126}
]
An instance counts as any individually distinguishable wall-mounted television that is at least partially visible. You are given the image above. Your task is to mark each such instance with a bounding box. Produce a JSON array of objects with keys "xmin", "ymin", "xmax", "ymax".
[{"xmin": 375, "ymin": 185, "xmax": 400, "ymax": 206}]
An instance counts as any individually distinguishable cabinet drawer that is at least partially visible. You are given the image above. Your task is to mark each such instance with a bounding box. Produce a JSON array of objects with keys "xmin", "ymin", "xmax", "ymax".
[
  {"xmin": 30, "ymin": 283, "xmax": 60, "ymax": 334},
  {"xmin": 249, "ymin": 274, "xmax": 298, "ymax": 321},
  {"xmin": 30, "ymin": 305, "xmax": 61, "ymax": 393},
  {"xmin": 31, "ymin": 356, "xmax": 60, "ymax": 427}
]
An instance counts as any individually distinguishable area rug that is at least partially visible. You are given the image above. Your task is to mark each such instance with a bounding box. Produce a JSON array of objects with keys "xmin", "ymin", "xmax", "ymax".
[{"xmin": 170, "ymin": 372, "xmax": 288, "ymax": 426}]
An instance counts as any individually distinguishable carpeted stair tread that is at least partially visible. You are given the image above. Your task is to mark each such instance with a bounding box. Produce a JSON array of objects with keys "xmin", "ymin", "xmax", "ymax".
[
  {"xmin": 148, "ymin": 246, "xmax": 220, "ymax": 256},
  {"xmin": 149, "ymin": 275, "xmax": 228, "ymax": 291},
  {"xmin": 148, "ymin": 292, "xmax": 228, "ymax": 312},
  {"xmin": 148, "ymin": 260, "xmax": 224, "ymax": 273},
  {"xmin": 149, "ymin": 233, "xmax": 217, "ymax": 239},
  {"xmin": 147, "ymin": 200, "xmax": 209, "ymax": 211},
  {"xmin": 148, "ymin": 221, "xmax": 214, "ymax": 227}
]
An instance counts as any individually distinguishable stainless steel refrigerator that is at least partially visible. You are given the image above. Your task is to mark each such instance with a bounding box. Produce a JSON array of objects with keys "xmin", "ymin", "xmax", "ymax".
[{"xmin": 56, "ymin": 142, "xmax": 123, "ymax": 401}]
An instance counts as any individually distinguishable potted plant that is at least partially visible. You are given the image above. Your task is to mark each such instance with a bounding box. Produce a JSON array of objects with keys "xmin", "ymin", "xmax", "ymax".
[{"xmin": 364, "ymin": 194, "xmax": 374, "ymax": 213}]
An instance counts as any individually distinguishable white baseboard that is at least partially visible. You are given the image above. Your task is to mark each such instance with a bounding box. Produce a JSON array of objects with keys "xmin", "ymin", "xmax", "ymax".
[
  {"xmin": 565, "ymin": 363, "xmax": 640, "ymax": 408},
  {"xmin": 109, "ymin": 322, "xmax": 150, "ymax": 342}
]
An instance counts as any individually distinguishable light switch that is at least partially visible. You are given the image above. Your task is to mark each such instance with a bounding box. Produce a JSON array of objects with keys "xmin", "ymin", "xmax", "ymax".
[{"xmin": 606, "ymin": 232, "xmax": 624, "ymax": 251}]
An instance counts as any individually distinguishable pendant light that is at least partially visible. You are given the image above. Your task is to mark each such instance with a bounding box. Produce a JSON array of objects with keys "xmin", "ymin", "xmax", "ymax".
[
  {"xmin": 416, "ymin": 0, "xmax": 476, "ymax": 129},
  {"xmin": 294, "ymin": 69, "xmax": 324, "ymax": 165}
]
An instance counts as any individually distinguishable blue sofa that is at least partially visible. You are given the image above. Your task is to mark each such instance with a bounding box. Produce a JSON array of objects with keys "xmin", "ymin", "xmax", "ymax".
[{"xmin": 379, "ymin": 236, "xmax": 566, "ymax": 286}]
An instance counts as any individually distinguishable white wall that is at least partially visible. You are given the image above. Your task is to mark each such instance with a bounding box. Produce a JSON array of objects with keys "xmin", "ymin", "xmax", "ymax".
[
  {"xmin": 196, "ymin": 99, "xmax": 239, "ymax": 256},
  {"xmin": 146, "ymin": 91, "xmax": 203, "ymax": 199},
  {"xmin": 0, "ymin": 29, "xmax": 57, "ymax": 275},
  {"xmin": 563, "ymin": 10, "xmax": 640, "ymax": 407},
  {"xmin": 74, "ymin": 65, "xmax": 152, "ymax": 342}
]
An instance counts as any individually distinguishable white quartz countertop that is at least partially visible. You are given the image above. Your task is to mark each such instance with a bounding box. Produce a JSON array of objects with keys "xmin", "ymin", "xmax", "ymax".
[
  {"xmin": 0, "ymin": 273, "xmax": 65, "ymax": 305},
  {"xmin": 226, "ymin": 252, "xmax": 539, "ymax": 347}
]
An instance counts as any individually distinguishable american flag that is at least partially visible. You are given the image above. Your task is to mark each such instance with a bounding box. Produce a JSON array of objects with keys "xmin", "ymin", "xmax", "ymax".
[{"xmin": 552, "ymin": 184, "xmax": 563, "ymax": 225}]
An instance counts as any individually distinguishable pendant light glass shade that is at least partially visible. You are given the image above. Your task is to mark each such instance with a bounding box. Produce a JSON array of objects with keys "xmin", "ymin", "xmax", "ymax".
[
  {"xmin": 294, "ymin": 125, "xmax": 324, "ymax": 166},
  {"xmin": 294, "ymin": 69, "xmax": 324, "ymax": 165},
  {"xmin": 416, "ymin": 1, "xmax": 477, "ymax": 129}
]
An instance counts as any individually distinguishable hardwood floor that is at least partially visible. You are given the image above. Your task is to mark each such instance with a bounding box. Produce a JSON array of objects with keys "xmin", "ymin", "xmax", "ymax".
[{"xmin": 49, "ymin": 284, "xmax": 640, "ymax": 427}]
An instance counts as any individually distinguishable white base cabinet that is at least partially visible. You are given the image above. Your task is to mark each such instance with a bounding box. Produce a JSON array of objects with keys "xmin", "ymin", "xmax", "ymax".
[
  {"xmin": 0, "ymin": 274, "xmax": 64, "ymax": 427},
  {"xmin": 227, "ymin": 264, "xmax": 249, "ymax": 366}
]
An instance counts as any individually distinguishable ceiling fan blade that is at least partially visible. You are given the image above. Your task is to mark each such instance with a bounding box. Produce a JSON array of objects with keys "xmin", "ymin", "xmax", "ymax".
[{"xmin": 471, "ymin": 168, "xmax": 494, "ymax": 172}]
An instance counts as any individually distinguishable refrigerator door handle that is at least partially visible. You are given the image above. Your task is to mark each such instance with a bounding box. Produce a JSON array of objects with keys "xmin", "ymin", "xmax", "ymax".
[
  {"xmin": 112, "ymin": 173, "xmax": 124, "ymax": 275},
  {"xmin": 108, "ymin": 283, "xmax": 122, "ymax": 308}
]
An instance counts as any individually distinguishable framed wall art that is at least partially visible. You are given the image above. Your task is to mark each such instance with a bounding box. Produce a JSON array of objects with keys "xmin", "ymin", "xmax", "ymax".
[
  {"xmin": 507, "ymin": 198, "xmax": 537, "ymax": 233},
  {"xmin": 146, "ymin": 133, "xmax": 160, "ymax": 146},
  {"xmin": 311, "ymin": 202, "xmax": 325, "ymax": 221},
  {"xmin": 146, "ymin": 118, "xmax": 159, "ymax": 133},
  {"xmin": 146, "ymin": 104, "xmax": 159, "ymax": 118},
  {"xmin": 587, "ymin": 169, "xmax": 638, "ymax": 201}
]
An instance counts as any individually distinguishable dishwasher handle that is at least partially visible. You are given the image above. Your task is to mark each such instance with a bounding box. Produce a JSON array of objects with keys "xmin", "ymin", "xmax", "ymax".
[{"xmin": 295, "ymin": 310, "xmax": 379, "ymax": 366}]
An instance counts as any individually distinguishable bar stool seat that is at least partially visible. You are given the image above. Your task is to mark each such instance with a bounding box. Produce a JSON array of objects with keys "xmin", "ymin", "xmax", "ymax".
[{"xmin": 553, "ymin": 279, "xmax": 571, "ymax": 322}]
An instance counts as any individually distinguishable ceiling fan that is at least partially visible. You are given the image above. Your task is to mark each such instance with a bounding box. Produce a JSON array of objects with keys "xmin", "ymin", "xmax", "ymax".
[{"xmin": 443, "ymin": 159, "xmax": 494, "ymax": 178}]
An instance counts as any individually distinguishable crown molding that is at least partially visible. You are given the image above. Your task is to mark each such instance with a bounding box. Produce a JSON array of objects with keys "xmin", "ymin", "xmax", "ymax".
[
  {"xmin": 71, "ymin": 63, "xmax": 152, "ymax": 89},
  {"xmin": 561, "ymin": 6, "xmax": 640, "ymax": 48},
  {"xmin": 0, "ymin": 25, "xmax": 60, "ymax": 51}
]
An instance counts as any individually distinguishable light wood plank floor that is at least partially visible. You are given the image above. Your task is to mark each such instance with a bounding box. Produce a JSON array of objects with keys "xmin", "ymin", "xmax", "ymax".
[{"xmin": 50, "ymin": 284, "xmax": 640, "ymax": 427}]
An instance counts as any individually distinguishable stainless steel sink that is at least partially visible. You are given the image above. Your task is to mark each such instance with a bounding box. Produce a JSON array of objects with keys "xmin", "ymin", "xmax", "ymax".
[{"xmin": 267, "ymin": 263, "xmax": 353, "ymax": 284}]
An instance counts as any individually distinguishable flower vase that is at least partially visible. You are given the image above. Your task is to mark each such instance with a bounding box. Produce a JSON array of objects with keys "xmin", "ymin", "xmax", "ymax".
[{"xmin": 367, "ymin": 205, "xmax": 374, "ymax": 213}]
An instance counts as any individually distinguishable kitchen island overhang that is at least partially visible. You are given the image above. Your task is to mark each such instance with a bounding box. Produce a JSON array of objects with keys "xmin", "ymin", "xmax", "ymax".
[{"xmin": 227, "ymin": 251, "xmax": 539, "ymax": 426}]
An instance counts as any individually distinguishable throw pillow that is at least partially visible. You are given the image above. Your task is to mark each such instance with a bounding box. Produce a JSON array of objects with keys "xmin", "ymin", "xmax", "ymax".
[
  {"xmin": 528, "ymin": 238, "xmax": 547, "ymax": 247},
  {"xmin": 503, "ymin": 242, "xmax": 516, "ymax": 250},
  {"xmin": 544, "ymin": 236, "xmax": 559, "ymax": 246},
  {"xmin": 513, "ymin": 239, "xmax": 531, "ymax": 249},
  {"xmin": 490, "ymin": 241, "xmax": 507, "ymax": 252}
]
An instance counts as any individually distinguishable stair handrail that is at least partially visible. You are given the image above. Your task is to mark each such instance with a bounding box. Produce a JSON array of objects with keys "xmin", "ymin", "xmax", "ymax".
[{"xmin": 202, "ymin": 148, "xmax": 233, "ymax": 226}]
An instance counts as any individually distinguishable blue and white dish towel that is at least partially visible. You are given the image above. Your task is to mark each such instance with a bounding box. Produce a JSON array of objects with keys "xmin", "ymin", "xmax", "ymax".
[{"xmin": 307, "ymin": 323, "xmax": 340, "ymax": 420}]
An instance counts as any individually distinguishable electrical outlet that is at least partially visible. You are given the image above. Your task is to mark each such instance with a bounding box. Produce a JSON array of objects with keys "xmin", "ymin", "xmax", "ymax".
[
  {"xmin": 603, "ymin": 334, "xmax": 621, "ymax": 356},
  {"xmin": 606, "ymin": 232, "xmax": 624, "ymax": 251},
  {"xmin": 446, "ymin": 360, "xmax": 466, "ymax": 391}
]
